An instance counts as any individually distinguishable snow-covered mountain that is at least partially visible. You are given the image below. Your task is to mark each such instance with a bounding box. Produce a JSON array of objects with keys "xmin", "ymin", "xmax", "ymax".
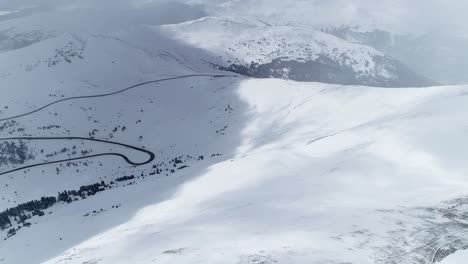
[
  {"xmin": 1, "ymin": 0, "xmax": 468, "ymax": 264},
  {"xmin": 324, "ymin": 24, "xmax": 468, "ymax": 85},
  {"xmin": 161, "ymin": 17, "xmax": 434, "ymax": 87}
]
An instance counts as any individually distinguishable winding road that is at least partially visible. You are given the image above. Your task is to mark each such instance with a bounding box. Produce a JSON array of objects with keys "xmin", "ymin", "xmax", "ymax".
[
  {"xmin": 0, "ymin": 74, "xmax": 238, "ymax": 123},
  {"xmin": 0, "ymin": 137, "xmax": 155, "ymax": 176},
  {"xmin": 0, "ymin": 73, "xmax": 239, "ymax": 176}
]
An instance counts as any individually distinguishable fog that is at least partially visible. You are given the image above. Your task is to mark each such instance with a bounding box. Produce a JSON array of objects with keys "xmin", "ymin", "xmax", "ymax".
[
  {"xmin": 186, "ymin": 0, "xmax": 463, "ymax": 35},
  {"xmin": 2, "ymin": 0, "xmax": 467, "ymax": 35},
  {"xmin": 196, "ymin": 0, "xmax": 468, "ymax": 84}
]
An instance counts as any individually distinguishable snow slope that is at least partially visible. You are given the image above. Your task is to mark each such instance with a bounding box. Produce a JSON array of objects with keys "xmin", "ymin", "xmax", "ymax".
[
  {"xmin": 162, "ymin": 17, "xmax": 433, "ymax": 87},
  {"xmin": 1, "ymin": 0, "xmax": 468, "ymax": 264},
  {"xmin": 324, "ymin": 24, "xmax": 468, "ymax": 85},
  {"xmin": 441, "ymin": 250, "xmax": 468, "ymax": 264},
  {"xmin": 4, "ymin": 77, "xmax": 468, "ymax": 263}
]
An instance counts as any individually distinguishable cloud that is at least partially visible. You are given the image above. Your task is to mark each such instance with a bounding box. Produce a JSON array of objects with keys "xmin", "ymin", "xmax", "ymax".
[
  {"xmin": 203, "ymin": 0, "xmax": 468, "ymax": 34},
  {"xmin": 2, "ymin": 0, "xmax": 466, "ymax": 35}
]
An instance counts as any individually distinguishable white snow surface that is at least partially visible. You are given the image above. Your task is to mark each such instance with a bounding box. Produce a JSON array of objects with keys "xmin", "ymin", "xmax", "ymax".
[
  {"xmin": 441, "ymin": 250, "xmax": 468, "ymax": 264},
  {"xmin": 0, "ymin": 0, "xmax": 467, "ymax": 264},
  {"xmin": 162, "ymin": 16, "xmax": 392, "ymax": 79},
  {"xmin": 4, "ymin": 77, "xmax": 468, "ymax": 263}
]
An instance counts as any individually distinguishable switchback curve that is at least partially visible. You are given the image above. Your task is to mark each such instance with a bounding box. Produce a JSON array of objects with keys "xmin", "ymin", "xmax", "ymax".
[
  {"xmin": 0, "ymin": 137, "xmax": 155, "ymax": 176},
  {"xmin": 0, "ymin": 74, "xmax": 239, "ymax": 176}
]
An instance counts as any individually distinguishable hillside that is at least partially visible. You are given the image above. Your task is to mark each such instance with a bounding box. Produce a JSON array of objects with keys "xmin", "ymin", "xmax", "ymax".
[
  {"xmin": 162, "ymin": 17, "xmax": 434, "ymax": 87},
  {"xmin": 4, "ymin": 77, "xmax": 468, "ymax": 263},
  {"xmin": 324, "ymin": 25, "xmax": 468, "ymax": 85},
  {"xmin": 0, "ymin": 1, "xmax": 467, "ymax": 264}
]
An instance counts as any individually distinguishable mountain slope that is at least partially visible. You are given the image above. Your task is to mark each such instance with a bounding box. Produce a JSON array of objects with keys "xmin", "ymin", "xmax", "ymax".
[
  {"xmin": 324, "ymin": 25, "xmax": 468, "ymax": 85},
  {"xmin": 162, "ymin": 17, "xmax": 434, "ymax": 87},
  {"xmin": 1, "ymin": 1, "xmax": 467, "ymax": 264},
  {"xmin": 3, "ymin": 78, "xmax": 468, "ymax": 264}
]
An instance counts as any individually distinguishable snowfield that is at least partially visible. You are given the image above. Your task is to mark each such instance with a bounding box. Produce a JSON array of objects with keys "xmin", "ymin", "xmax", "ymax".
[
  {"xmin": 4, "ymin": 77, "xmax": 468, "ymax": 263},
  {"xmin": 441, "ymin": 250, "xmax": 468, "ymax": 264},
  {"xmin": 162, "ymin": 17, "xmax": 387, "ymax": 76},
  {"xmin": 1, "ymin": 0, "xmax": 467, "ymax": 263},
  {"xmin": 161, "ymin": 16, "xmax": 432, "ymax": 87}
]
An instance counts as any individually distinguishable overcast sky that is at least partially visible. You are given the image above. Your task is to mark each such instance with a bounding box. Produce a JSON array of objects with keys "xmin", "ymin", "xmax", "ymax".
[
  {"xmin": 1, "ymin": 0, "xmax": 466, "ymax": 35},
  {"xmin": 198, "ymin": 0, "xmax": 468, "ymax": 35}
]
